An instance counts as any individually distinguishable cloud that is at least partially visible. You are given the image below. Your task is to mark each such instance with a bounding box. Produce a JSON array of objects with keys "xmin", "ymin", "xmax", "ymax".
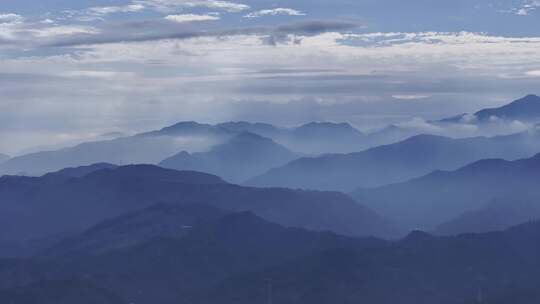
[
  {"xmin": 88, "ymin": 4, "xmax": 146, "ymax": 16},
  {"xmin": 525, "ymin": 70, "xmax": 540, "ymax": 77},
  {"xmin": 392, "ymin": 95, "xmax": 431, "ymax": 100},
  {"xmin": 135, "ymin": 0, "xmax": 249, "ymax": 13},
  {"xmin": 513, "ymin": 0, "xmax": 540, "ymax": 15},
  {"xmin": 244, "ymin": 8, "xmax": 306, "ymax": 18},
  {"xmin": 2, "ymin": 19, "xmax": 540, "ymax": 152},
  {"xmin": 0, "ymin": 13, "xmax": 24, "ymax": 24},
  {"xmin": 38, "ymin": 20, "xmax": 360, "ymax": 47},
  {"xmin": 61, "ymin": 4, "xmax": 146, "ymax": 22},
  {"xmin": 275, "ymin": 21, "xmax": 359, "ymax": 35},
  {"xmin": 165, "ymin": 14, "xmax": 220, "ymax": 23}
]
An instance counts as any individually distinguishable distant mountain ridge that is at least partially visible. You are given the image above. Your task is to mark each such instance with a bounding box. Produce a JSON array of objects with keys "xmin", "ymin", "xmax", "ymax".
[
  {"xmin": 352, "ymin": 152, "xmax": 540, "ymax": 231},
  {"xmin": 0, "ymin": 120, "xmax": 393, "ymax": 177},
  {"xmin": 160, "ymin": 132, "xmax": 299, "ymax": 183},
  {"xmin": 249, "ymin": 130, "xmax": 540, "ymax": 192},
  {"xmin": 439, "ymin": 94, "xmax": 540, "ymax": 123},
  {"xmin": 435, "ymin": 199, "xmax": 540, "ymax": 236}
]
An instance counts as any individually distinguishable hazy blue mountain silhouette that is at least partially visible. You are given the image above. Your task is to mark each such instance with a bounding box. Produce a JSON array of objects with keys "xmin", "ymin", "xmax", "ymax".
[
  {"xmin": 218, "ymin": 121, "xmax": 371, "ymax": 154},
  {"xmin": 2, "ymin": 214, "xmax": 540, "ymax": 304},
  {"xmin": 281, "ymin": 122, "xmax": 367, "ymax": 154},
  {"xmin": 160, "ymin": 132, "xmax": 299, "ymax": 183},
  {"xmin": 0, "ymin": 122, "xmax": 234, "ymax": 176},
  {"xmin": 353, "ymin": 153, "xmax": 540, "ymax": 230},
  {"xmin": 439, "ymin": 94, "xmax": 540, "ymax": 123},
  {"xmin": 475, "ymin": 94, "xmax": 540, "ymax": 121},
  {"xmin": 0, "ymin": 164, "xmax": 397, "ymax": 242},
  {"xmin": 249, "ymin": 130, "xmax": 540, "ymax": 192},
  {"xmin": 198, "ymin": 220, "xmax": 540, "ymax": 304},
  {"xmin": 216, "ymin": 121, "xmax": 285, "ymax": 138},
  {"xmin": 42, "ymin": 163, "xmax": 118, "ymax": 179},
  {"xmin": 435, "ymin": 199, "xmax": 540, "ymax": 235},
  {"xmin": 363, "ymin": 124, "xmax": 419, "ymax": 147},
  {"xmin": 42, "ymin": 204, "xmax": 230, "ymax": 258},
  {"xmin": 141, "ymin": 121, "xmax": 232, "ymax": 137},
  {"xmin": 0, "ymin": 211, "xmax": 387, "ymax": 304},
  {"xmin": 0, "ymin": 120, "xmax": 406, "ymax": 176}
]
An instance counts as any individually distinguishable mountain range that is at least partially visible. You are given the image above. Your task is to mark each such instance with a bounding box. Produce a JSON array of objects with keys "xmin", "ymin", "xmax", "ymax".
[
  {"xmin": 352, "ymin": 152, "xmax": 540, "ymax": 231},
  {"xmin": 3, "ymin": 95, "xmax": 539, "ymax": 178},
  {"xmin": 0, "ymin": 164, "xmax": 397, "ymax": 247},
  {"xmin": 438, "ymin": 94, "xmax": 540, "ymax": 123},
  {"xmin": 0, "ymin": 122, "xmax": 234, "ymax": 176},
  {"xmin": 0, "ymin": 119, "xmax": 422, "ymax": 177},
  {"xmin": 1, "ymin": 206, "xmax": 540, "ymax": 304},
  {"xmin": 435, "ymin": 199, "xmax": 540, "ymax": 236},
  {"xmin": 160, "ymin": 132, "xmax": 299, "ymax": 183},
  {"xmin": 249, "ymin": 130, "xmax": 540, "ymax": 192}
]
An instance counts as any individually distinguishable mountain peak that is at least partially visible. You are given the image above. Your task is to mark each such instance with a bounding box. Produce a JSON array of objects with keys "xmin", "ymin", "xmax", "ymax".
[
  {"xmin": 299, "ymin": 121, "xmax": 357, "ymax": 130},
  {"xmin": 145, "ymin": 121, "xmax": 229, "ymax": 137},
  {"xmin": 230, "ymin": 131, "xmax": 268, "ymax": 142},
  {"xmin": 294, "ymin": 122, "xmax": 363, "ymax": 137},
  {"xmin": 474, "ymin": 94, "xmax": 540, "ymax": 121},
  {"xmin": 437, "ymin": 95, "xmax": 540, "ymax": 124},
  {"xmin": 402, "ymin": 229, "xmax": 433, "ymax": 243},
  {"xmin": 519, "ymin": 94, "xmax": 540, "ymax": 101}
]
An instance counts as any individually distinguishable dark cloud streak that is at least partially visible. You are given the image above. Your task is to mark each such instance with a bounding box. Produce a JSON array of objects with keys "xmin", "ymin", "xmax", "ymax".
[{"xmin": 41, "ymin": 20, "xmax": 361, "ymax": 47}]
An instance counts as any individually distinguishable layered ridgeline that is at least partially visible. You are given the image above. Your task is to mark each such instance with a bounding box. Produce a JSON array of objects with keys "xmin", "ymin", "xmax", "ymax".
[
  {"xmin": 249, "ymin": 130, "xmax": 540, "ymax": 192},
  {"xmin": 0, "ymin": 122, "xmax": 233, "ymax": 176},
  {"xmin": 160, "ymin": 132, "xmax": 299, "ymax": 183},
  {"xmin": 353, "ymin": 152, "xmax": 540, "ymax": 232},
  {"xmin": 1, "ymin": 207, "xmax": 540, "ymax": 304},
  {"xmin": 0, "ymin": 164, "xmax": 397, "ymax": 248},
  {"xmin": 0, "ymin": 121, "xmax": 414, "ymax": 177},
  {"xmin": 438, "ymin": 94, "xmax": 540, "ymax": 124},
  {"xmin": 435, "ymin": 199, "xmax": 540, "ymax": 236},
  {"xmin": 0, "ymin": 208, "xmax": 387, "ymax": 304}
]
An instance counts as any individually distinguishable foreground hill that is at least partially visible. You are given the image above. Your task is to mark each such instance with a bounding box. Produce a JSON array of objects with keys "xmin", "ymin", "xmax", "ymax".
[
  {"xmin": 0, "ymin": 210, "xmax": 387, "ymax": 304},
  {"xmin": 249, "ymin": 130, "xmax": 540, "ymax": 191},
  {"xmin": 0, "ymin": 164, "xmax": 397, "ymax": 244},
  {"xmin": 353, "ymin": 153, "xmax": 540, "ymax": 230},
  {"xmin": 160, "ymin": 132, "xmax": 299, "ymax": 183},
  {"xmin": 1, "ymin": 211, "xmax": 540, "ymax": 304},
  {"xmin": 198, "ymin": 220, "xmax": 540, "ymax": 304},
  {"xmin": 42, "ymin": 204, "xmax": 231, "ymax": 258}
]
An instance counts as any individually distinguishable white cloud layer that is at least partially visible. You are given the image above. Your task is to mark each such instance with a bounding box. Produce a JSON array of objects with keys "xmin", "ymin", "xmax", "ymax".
[
  {"xmin": 165, "ymin": 14, "xmax": 220, "ymax": 23},
  {"xmin": 514, "ymin": 0, "xmax": 540, "ymax": 15},
  {"xmin": 88, "ymin": 4, "xmax": 146, "ymax": 16},
  {"xmin": 135, "ymin": 0, "xmax": 249, "ymax": 12},
  {"xmin": 0, "ymin": 13, "xmax": 24, "ymax": 24},
  {"xmin": 1, "ymin": 0, "xmax": 540, "ymax": 153},
  {"xmin": 244, "ymin": 8, "xmax": 306, "ymax": 18}
]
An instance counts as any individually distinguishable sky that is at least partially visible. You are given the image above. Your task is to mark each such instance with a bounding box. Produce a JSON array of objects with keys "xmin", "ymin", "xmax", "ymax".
[{"xmin": 1, "ymin": 0, "xmax": 540, "ymax": 154}]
